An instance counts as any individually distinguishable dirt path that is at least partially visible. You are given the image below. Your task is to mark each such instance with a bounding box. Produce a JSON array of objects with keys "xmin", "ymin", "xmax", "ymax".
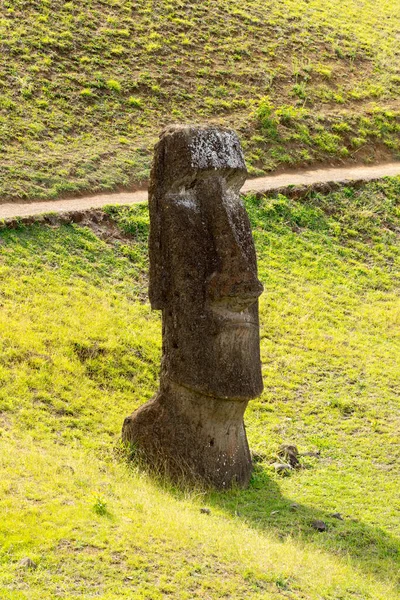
[{"xmin": 1, "ymin": 161, "xmax": 400, "ymax": 220}]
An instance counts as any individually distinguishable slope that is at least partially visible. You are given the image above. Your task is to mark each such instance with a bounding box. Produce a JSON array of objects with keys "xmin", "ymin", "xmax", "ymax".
[
  {"xmin": 0, "ymin": 0, "xmax": 400, "ymax": 200},
  {"xmin": 0, "ymin": 178, "xmax": 399, "ymax": 599}
]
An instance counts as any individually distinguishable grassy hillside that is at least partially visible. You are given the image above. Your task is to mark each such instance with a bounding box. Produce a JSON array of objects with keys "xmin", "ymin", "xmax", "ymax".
[
  {"xmin": 0, "ymin": 178, "xmax": 399, "ymax": 599},
  {"xmin": 0, "ymin": 0, "xmax": 400, "ymax": 200}
]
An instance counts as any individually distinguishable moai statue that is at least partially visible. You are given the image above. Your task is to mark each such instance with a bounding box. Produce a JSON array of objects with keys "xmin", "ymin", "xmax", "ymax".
[{"xmin": 122, "ymin": 125, "xmax": 263, "ymax": 488}]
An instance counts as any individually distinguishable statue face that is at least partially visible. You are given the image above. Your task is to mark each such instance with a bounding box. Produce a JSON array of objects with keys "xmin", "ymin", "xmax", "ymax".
[{"xmin": 149, "ymin": 126, "xmax": 263, "ymax": 400}]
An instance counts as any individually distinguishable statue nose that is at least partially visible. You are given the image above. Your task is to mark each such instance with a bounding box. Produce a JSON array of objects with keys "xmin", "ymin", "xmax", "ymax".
[{"xmin": 198, "ymin": 175, "xmax": 263, "ymax": 312}]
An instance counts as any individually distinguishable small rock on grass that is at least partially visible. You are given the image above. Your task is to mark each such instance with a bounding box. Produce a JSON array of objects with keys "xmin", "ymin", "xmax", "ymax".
[
  {"xmin": 330, "ymin": 512, "xmax": 344, "ymax": 520},
  {"xmin": 272, "ymin": 462, "xmax": 293, "ymax": 475},
  {"xmin": 19, "ymin": 558, "xmax": 37, "ymax": 570},
  {"xmin": 277, "ymin": 445, "xmax": 301, "ymax": 468},
  {"xmin": 311, "ymin": 520, "xmax": 327, "ymax": 532},
  {"xmin": 301, "ymin": 450, "xmax": 321, "ymax": 458},
  {"xmin": 200, "ymin": 508, "xmax": 211, "ymax": 515}
]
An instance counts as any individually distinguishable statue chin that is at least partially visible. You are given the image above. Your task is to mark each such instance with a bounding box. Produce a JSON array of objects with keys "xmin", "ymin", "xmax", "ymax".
[{"xmin": 162, "ymin": 301, "xmax": 263, "ymax": 401}]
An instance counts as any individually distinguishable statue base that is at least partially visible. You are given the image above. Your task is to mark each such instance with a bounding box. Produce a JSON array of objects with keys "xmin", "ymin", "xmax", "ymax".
[{"xmin": 122, "ymin": 381, "xmax": 252, "ymax": 488}]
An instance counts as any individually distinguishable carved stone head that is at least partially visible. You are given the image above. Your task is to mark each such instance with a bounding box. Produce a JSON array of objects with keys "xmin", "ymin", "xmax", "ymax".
[{"xmin": 149, "ymin": 125, "xmax": 263, "ymax": 400}]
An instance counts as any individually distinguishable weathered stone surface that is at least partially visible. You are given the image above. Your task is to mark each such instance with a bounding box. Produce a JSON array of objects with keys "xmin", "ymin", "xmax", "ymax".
[
  {"xmin": 122, "ymin": 125, "xmax": 263, "ymax": 488},
  {"xmin": 312, "ymin": 520, "xmax": 328, "ymax": 532},
  {"xmin": 277, "ymin": 444, "xmax": 301, "ymax": 468},
  {"xmin": 18, "ymin": 558, "xmax": 37, "ymax": 570}
]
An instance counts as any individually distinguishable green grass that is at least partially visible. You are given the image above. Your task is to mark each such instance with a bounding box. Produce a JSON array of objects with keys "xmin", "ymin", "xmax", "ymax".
[
  {"xmin": 1, "ymin": 0, "xmax": 400, "ymax": 200},
  {"xmin": 0, "ymin": 178, "xmax": 400, "ymax": 598}
]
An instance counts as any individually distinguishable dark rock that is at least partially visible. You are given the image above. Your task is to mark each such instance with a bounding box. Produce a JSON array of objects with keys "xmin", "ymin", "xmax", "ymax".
[
  {"xmin": 272, "ymin": 462, "xmax": 293, "ymax": 475},
  {"xmin": 311, "ymin": 520, "xmax": 328, "ymax": 532},
  {"xmin": 19, "ymin": 557, "xmax": 37, "ymax": 570},
  {"xmin": 301, "ymin": 450, "xmax": 321, "ymax": 458},
  {"xmin": 122, "ymin": 125, "xmax": 263, "ymax": 488},
  {"xmin": 277, "ymin": 444, "xmax": 301, "ymax": 468},
  {"xmin": 330, "ymin": 512, "xmax": 344, "ymax": 520}
]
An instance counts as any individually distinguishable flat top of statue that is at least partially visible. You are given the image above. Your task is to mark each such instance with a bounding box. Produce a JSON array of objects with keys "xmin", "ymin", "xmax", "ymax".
[{"xmin": 153, "ymin": 125, "xmax": 247, "ymax": 192}]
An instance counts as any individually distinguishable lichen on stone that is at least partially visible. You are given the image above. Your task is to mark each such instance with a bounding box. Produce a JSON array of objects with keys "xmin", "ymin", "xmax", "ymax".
[{"xmin": 189, "ymin": 129, "xmax": 245, "ymax": 170}]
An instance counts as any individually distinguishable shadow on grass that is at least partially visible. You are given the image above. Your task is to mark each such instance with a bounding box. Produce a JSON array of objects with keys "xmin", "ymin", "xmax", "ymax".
[{"xmin": 205, "ymin": 465, "xmax": 400, "ymax": 589}]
